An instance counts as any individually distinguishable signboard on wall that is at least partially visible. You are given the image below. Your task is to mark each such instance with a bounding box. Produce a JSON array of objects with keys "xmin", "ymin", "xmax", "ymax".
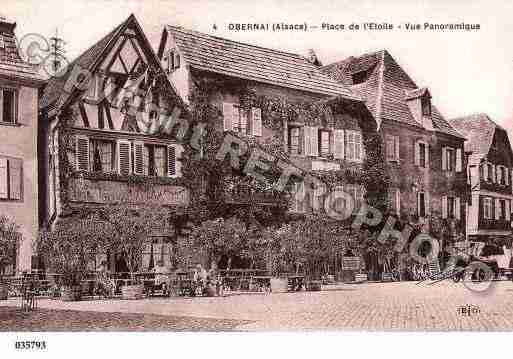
[
  {"xmin": 342, "ymin": 256, "xmax": 360, "ymax": 270},
  {"xmin": 68, "ymin": 177, "xmax": 189, "ymax": 206}
]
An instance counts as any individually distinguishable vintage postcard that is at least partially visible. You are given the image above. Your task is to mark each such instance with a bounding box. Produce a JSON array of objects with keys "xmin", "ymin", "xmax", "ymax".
[{"xmin": 0, "ymin": 0, "xmax": 512, "ymax": 356}]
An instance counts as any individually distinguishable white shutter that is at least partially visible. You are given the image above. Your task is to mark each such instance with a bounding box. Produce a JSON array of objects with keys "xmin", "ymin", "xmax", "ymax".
[
  {"xmin": 425, "ymin": 192, "xmax": 430, "ymax": 215},
  {"xmin": 251, "ymin": 107, "xmax": 262, "ymax": 137},
  {"xmin": 505, "ymin": 167, "xmax": 509, "ymax": 185},
  {"xmin": 394, "ymin": 136, "xmax": 400, "ymax": 160},
  {"xmin": 0, "ymin": 158, "xmax": 7, "ymax": 199},
  {"xmin": 310, "ymin": 126, "xmax": 319, "ymax": 157},
  {"xmin": 8, "ymin": 159, "xmax": 21, "ymax": 200},
  {"xmin": 442, "ymin": 147, "xmax": 447, "ymax": 170},
  {"xmin": 417, "ymin": 193, "xmax": 421, "ymax": 216},
  {"xmin": 395, "ymin": 189, "xmax": 401, "ymax": 215},
  {"xmin": 456, "ymin": 148, "xmax": 462, "ymax": 172},
  {"xmin": 414, "ymin": 141, "xmax": 420, "ymax": 165},
  {"xmin": 133, "ymin": 141, "xmax": 144, "ymax": 175},
  {"xmin": 333, "ymin": 129, "xmax": 345, "ymax": 159},
  {"xmin": 495, "ymin": 198, "xmax": 500, "ymax": 220},
  {"xmin": 167, "ymin": 145, "xmax": 176, "ymax": 177},
  {"xmin": 442, "ymin": 196, "xmax": 448, "ymax": 219},
  {"xmin": 492, "ymin": 165, "xmax": 496, "ymax": 183},
  {"xmin": 506, "ymin": 200, "xmax": 511, "ymax": 221},
  {"xmin": 483, "ymin": 163, "xmax": 488, "ymax": 181},
  {"xmin": 455, "ymin": 197, "xmax": 461, "ymax": 220},
  {"xmin": 303, "ymin": 126, "xmax": 312, "ymax": 156},
  {"xmin": 75, "ymin": 135, "xmax": 90, "ymax": 171},
  {"xmin": 222, "ymin": 102, "xmax": 233, "ymax": 132},
  {"xmin": 117, "ymin": 140, "xmax": 132, "ymax": 175}
]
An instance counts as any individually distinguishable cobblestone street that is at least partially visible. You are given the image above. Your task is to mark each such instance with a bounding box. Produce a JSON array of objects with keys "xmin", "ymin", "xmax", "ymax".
[{"xmin": 3, "ymin": 281, "xmax": 513, "ymax": 331}]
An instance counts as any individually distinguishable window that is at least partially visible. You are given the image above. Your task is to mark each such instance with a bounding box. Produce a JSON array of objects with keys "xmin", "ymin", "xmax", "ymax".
[
  {"xmin": 487, "ymin": 163, "xmax": 493, "ymax": 182},
  {"xmin": 290, "ymin": 182, "xmax": 306, "ymax": 213},
  {"xmin": 483, "ymin": 197, "xmax": 493, "ymax": 219},
  {"xmin": 0, "ymin": 35, "xmax": 4, "ymax": 49},
  {"xmin": 386, "ymin": 135, "xmax": 399, "ymax": 162},
  {"xmin": 447, "ymin": 196, "xmax": 455, "ymax": 218},
  {"xmin": 352, "ymin": 70, "xmax": 368, "ymax": 85},
  {"xmin": 319, "ymin": 130, "xmax": 330, "ymax": 157},
  {"xmin": 1, "ymin": 89, "xmax": 17, "ymax": 124},
  {"xmin": 288, "ymin": 126, "xmax": 301, "ymax": 155},
  {"xmin": 346, "ymin": 130, "xmax": 362, "ymax": 162},
  {"xmin": 418, "ymin": 192, "xmax": 427, "ymax": 218},
  {"xmin": 232, "ymin": 106, "xmax": 248, "ymax": 134},
  {"xmin": 90, "ymin": 139, "xmax": 114, "ymax": 173},
  {"xmin": 346, "ymin": 184, "xmax": 364, "ymax": 213},
  {"xmin": 444, "ymin": 147, "xmax": 455, "ymax": 171},
  {"xmin": 167, "ymin": 50, "xmax": 180, "ymax": 73},
  {"xmin": 143, "ymin": 144, "xmax": 167, "ymax": 177},
  {"xmin": 419, "ymin": 143, "xmax": 426, "ymax": 168},
  {"xmin": 500, "ymin": 199, "xmax": 506, "ymax": 220},
  {"xmin": 499, "ymin": 166, "xmax": 507, "ymax": 185},
  {"xmin": 421, "ymin": 96, "xmax": 431, "ymax": 116},
  {"xmin": 0, "ymin": 157, "xmax": 22, "ymax": 201}
]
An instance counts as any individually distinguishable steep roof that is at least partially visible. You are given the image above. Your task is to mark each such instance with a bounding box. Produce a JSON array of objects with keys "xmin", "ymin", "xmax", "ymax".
[
  {"xmin": 164, "ymin": 25, "xmax": 360, "ymax": 100},
  {"xmin": 0, "ymin": 17, "xmax": 45, "ymax": 84},
  {"xmin": 40, "ymin": 21, "xmax": 125, "ymax": 110},
  {"xmin": 321, "ymin": 50, "xmax": 464, "ymax": 139},
  {"xmin": 40, "ymin": 15, "xmax": 186, "ymax": 114},
  {"xmin": 449, "ymin": 113, "xmax": 505, "ymax": 164}
]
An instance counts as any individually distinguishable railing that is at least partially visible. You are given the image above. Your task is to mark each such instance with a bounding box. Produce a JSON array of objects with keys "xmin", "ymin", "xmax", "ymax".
[{"xmin": 479, "ymin": 218, "xmax": 511, "ymax": 230}]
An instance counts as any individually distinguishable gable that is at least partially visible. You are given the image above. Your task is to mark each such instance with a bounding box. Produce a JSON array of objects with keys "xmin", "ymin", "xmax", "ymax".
[
  {"xmin": 43, "ymin": 15, "xmax": 186, "ymax": 136},
  {"xmin": 488, "ymin": 128, "xmax": 513, "ymax": 167}
]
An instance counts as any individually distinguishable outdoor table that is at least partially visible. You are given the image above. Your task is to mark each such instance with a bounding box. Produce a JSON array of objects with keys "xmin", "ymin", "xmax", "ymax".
[
  {"xmin": 250, "ymin": 276, "xmax": 272, "ymax": 292},
  {"xmin": 287, "ymin": 275, "xmax": 305, "ymax": 291}
]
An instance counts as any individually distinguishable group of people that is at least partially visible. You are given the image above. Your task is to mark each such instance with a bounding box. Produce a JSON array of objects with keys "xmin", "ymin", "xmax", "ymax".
[{"xmin": 93, "ymin": 260, "xmax": 224, "ymax": 298}]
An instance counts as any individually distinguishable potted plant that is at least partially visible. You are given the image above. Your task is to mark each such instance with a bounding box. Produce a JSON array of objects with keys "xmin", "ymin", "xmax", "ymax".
[
  {"xmin": 98, "ymin": 204, "xmax": 172, "ymax": 300},
  {"xmin": 37, "ymin": 212, "xmax": 107, "ymax": 301},
  {"xmin": 0, "ymin": 216, "xmax": 20, "ymax": 300}
]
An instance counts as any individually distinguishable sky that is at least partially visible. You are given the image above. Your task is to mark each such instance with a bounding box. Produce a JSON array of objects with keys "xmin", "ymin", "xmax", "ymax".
[{"xmin": 4, "ymin": 0, "xmax": 513, "ymax": 140}]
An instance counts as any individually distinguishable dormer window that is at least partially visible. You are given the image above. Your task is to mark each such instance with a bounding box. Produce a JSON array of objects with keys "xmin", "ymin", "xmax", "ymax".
[
  {"xmin": 352, "ymin": 70, "xmax": 368, "ymax": 85},
  {"xmin": 421, "ymin": 96, "xmax": 431, "ymax": 116}
]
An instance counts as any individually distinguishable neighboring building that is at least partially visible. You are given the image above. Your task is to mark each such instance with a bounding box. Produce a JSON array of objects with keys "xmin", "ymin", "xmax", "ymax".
[
  {"xmin": 39, "ymin": 15, "xmax": 190, "ymax": 271},
  {"xmin": 322, "ymin": 50, "xmax": 468, "ymax": 238},
  {"xmin": 0, "ymin": 15, "xmax": 45, "ymax": 273},
  {"xmin": 449, "ymin": 113, "xmax": 513, "ymax": 244},
  {"xmin": 157, "ymin": 26, "xmax": 376, "ymax": 214}
]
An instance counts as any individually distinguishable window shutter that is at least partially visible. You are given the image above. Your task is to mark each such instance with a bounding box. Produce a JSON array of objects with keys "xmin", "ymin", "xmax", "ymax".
[
  {"xmin": 442, "ymin": 196, "xmax": 448, "ymax": 219},
  {"xmin": 495, "ymin": 198, "xmax": 500, "ymax": 220},
  {"xmin": 394, "ymin": 137, "xmax": 400, "ymax": 160},
  {"xmin": 506, "ymin": 200, "xmax": 511, "ymax": 221},
  {"xmin": 167, "ymin": 145, "xmax": 176, "ymax": 177},
  {"xmin": 425, "ymin": 143, "xmax": 430, "ymax": 169},
  {"xmin": 483, "ymin": 163, "xmax": 488, "ymax": 181},
  {"xmin": 417, "ymin": 193, "xmax": 421, "ymax": 217},
  {"xmin": 333, "ymin": 129, "xmax": 345, "ymax": 159},
  {"xmin": 303, "ymin": 126, "xmax": 311, "ymax": 156},
  {"xmin": 133, "ymin": 141, "xmax": 144, "ymax": 175},
  {"xmin": 117, "ymin": 140, "xmax": 132, "ymax": 175},
  {"xmin": 310, "ymin": 126, "xmax": 319, "ymax": 156},
  {"xmin": 492, "ymin": 165, "xmax": 496, "ymax": 183},
  {"xmin": 456, "ymin": 148, "xmax": 462, "ymax": 172},
  {"xmin": 505, "ymin": 167, "xmax": 509, "ymax": 185},
  {"xmin": 0, "ymin": 158, "xmax": 7, "ymax": 199},
  {"xmin": 8, "ymin": 159, "xmax": 22, "ymax": 200},
  {"xmin": 425, "ymin": 192, "xmax": 430, "ymax": 215},
  {"xmin": 75, "ymin": 135, "xmax": 90, "ymax": 171},
  {"xmin": 414, "ymin": 141, "xmax": 420, "ymax": 165},
  {"xmin": 479, "ymin": 196, "xmax": 484, "ymax": 220},
  {"xmin": 174, "ymin": 52, "xmax": 181, "ymax": 69},
  {"xmin": 455, "ymin": 197, "xmax": 461, "ymax": 220},
  {"xmin": 251, "ymin": 107, "xmax": 262, "ymax": 137},
  {"xmin": 395, "ymin": 189, "xmax": 401, "ymax": 215},
  {"xmin": 442, "ymin": 147, "xmax": 447, "ymax": 170},
  {"xmin": 222, "ymin": 102, "xmax": 233, "ymax": 132}
]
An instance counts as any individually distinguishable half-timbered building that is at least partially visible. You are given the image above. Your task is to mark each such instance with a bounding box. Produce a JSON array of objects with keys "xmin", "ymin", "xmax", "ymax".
[{"xmin": 39, "ymin": 15, "xmax": 190, "ymax": 272}]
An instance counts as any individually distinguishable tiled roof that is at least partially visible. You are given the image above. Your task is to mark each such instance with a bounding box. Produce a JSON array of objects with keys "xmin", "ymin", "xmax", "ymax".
[
  {"xmin": 0, "ymin": 19, "xmax": 44, "ymax": 83},
  {"xmin": 321, "ymin": 50, "xmax": 464, "ymax": 139},
  {"xmin": 449, "ymin": 113, "xmax": 502, "ymax": 164},
  {"xmin": 40, "ymin": 21, "xmax": 124, "ymax": 110},
  {"xmin": 165, "ymin": 26, "xmax": 360, "ymax": 100}
]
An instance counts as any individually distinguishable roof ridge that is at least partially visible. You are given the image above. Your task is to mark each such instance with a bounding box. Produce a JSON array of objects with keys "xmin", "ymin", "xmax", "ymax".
[
  {"xmin": 166, "ymin": 25, "xmax": 307, "ymax": 60},
  {"xmin": 450, "ymin": 112, "xmax": 505, "ymax": 131}
]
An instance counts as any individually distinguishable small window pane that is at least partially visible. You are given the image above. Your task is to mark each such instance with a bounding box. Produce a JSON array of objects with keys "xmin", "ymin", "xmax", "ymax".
[{"xmin": 3, "ymin": 90, "xmax": 16, "ymax": 123}]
